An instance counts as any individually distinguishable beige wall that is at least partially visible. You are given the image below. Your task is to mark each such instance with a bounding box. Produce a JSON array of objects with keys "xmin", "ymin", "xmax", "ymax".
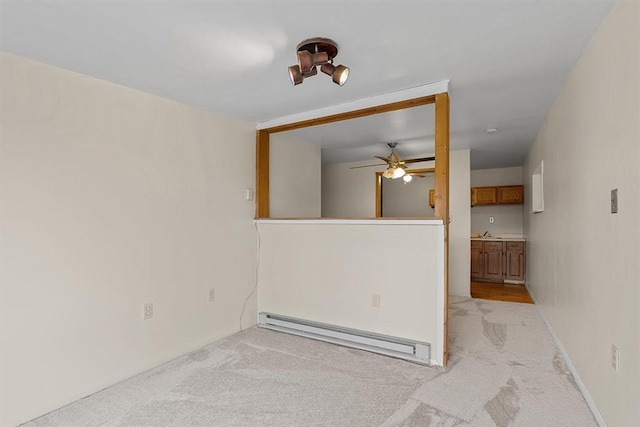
[
  {"xmin": 321, "ymin": 159, "xmax": 387, "ymax": 217},
  {"xmin": 381, "ymin": 172, "xmax": 435, "ymax": 217},
  {"xmin": 448, "ymin": 150, "xmax": 471, "ymax": 297},
  {"xmin": 322, "ymin": 151, "xmax": 471, "ymax": 296},
  {"xmin": 471, "ymin": 166, "xmax": 523, "ymax": 187},
  {"xmin": 256, "ymin": 220, "xmax": 445, "ymax": 364},
  {"xmin": 470, "ymin": 166, "xmax": 524, "ymax": 235},
  {"xmin": 0, "ymin": 53, "xmax": 258, "ymax": 427},
  {"xmin": 523, "ymin": 2, "xmax": 639, "ymax": 426},
  {"xmin": 270, "ymin": 133, "xmax": 321, "ymax": 217}
]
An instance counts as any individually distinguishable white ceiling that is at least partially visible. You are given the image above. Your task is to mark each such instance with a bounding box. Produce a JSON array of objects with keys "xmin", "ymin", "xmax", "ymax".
[{"xmin": 0, "ymin": 0, "xmax": 613, "ymax": 169}]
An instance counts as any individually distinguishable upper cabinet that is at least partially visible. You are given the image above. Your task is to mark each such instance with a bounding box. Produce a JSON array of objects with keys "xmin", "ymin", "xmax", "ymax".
[
  {"xmin": 471, "ymin": 185, "xmax": 523, "ymax": 206},
  {"xmin": 471, "ymin": 187, "xmax": 497, "ymax": 205},
  {"xmin": 496, "ymin": 185, "xmax": 524, "ymax": 205},
  {"xmin": 429, "ymin": 184, "xmax": 524, "ymax": 208}
]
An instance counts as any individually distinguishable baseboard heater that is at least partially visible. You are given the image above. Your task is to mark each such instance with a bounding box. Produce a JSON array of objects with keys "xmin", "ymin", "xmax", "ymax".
[{"xmin": 258, "ymin": 312, "xmax": 430, "ymax": 364}]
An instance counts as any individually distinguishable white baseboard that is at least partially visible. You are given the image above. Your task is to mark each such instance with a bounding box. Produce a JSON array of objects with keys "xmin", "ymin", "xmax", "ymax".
[{"xmin": 525, "ymin": 284, "xmax": 608, "ymax": 427}]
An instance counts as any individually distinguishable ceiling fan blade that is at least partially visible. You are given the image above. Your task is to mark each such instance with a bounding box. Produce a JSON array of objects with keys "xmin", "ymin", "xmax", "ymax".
[
  {"xmin": 374, "ymin": 155, "xmax": 391, "ymax": 163},
  {"xmin": 402, "ymin": 156, "xmax": 436, "ymax": 164},
  {"xmin": 407, "ymin": 174, "xmax": 426, "ymax": 178},
  {"xmin": 349, "ymin": 163, "xmax": 387, "ymax": 169}
]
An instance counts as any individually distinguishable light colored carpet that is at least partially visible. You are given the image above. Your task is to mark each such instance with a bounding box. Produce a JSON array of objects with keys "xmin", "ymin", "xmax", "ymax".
[{"xmin": 24, "ymin": 297, "xmax": 597, "ymax": 426}]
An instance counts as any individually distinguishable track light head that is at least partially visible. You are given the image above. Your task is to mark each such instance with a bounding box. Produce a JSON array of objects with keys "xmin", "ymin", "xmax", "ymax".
[
  {"xmin": 288, "ymin": 65, "xmax": 303, "ymax": 85},
  {"xmin": 289, "ymin": 64, "xmax": 319, "ymax": 86},
  {"xmin": 321, "ymin": 63, "xmax": 350, "ymax": 86}
]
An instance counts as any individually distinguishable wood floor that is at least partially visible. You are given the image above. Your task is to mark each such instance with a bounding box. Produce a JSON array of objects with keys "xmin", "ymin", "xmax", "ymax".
[{"xmin": 471, "ymin": 281, "xmax": 534, "ymax": 304}]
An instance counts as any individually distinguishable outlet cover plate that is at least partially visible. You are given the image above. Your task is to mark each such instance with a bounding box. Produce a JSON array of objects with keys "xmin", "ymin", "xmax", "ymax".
[
  {"xmin": 371, "ymin": 293, "xmax": 380, "ymax": 308},
  {"xmin": 144, "ymin": 303, "xmax": 153, "ymax": 320}
]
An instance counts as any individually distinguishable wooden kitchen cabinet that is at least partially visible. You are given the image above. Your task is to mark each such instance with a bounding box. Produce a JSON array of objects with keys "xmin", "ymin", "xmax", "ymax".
[
  {"xmin": 483, "ymin": 241, "xmax": 504, "ymax": 281},
  {"xmin": 434, "ymin": 185, "xmax": 524, "ymax": 207},
  {"xmin": 497, "ymin": 186, "xmax": 524, "ymax": 204},
  {"xmin": 471, "ymin": 187, "xmax": 498, "ymax": 205},
  {"xmin": 470, "ymin": 241, "xmax": 484, "ymax": 278},
  {"xmin": 504, "ymin": 241, "xmax": 526, "ymax": 281},
  {"xmin": 470, "ymin": 185, "xmax": 524, "ymax": 206},
  {"xmin": 471, "ymin": 240, "xmax": 526, "ymax": 283}
]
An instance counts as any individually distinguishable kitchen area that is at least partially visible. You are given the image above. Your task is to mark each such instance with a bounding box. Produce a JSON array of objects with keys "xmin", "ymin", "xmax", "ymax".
[{"xmin": 468, "ymin": 166, "xmax": 532, "ymax": 303}]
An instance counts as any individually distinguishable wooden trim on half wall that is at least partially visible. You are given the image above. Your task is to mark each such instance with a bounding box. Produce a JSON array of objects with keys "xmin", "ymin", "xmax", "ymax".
[{"xmin": 434, "ymin": 92, "xmax": 450, "ymax": 364}]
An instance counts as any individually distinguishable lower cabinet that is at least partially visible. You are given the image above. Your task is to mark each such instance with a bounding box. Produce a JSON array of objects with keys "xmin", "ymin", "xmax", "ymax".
[
  {"xmin": 504, "ymin": 242, "xmax": 526, "ymax": 281},
  {"xmin": 483, "ymin": 241, "xmax": 504, "ymax": 281},
  {"xmin": 471, "ymin": 240, "xmax": 525, "ymax": 283}
]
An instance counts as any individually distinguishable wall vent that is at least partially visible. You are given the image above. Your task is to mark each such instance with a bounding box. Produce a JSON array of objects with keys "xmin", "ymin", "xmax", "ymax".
[{"xmin": 258, "ymin": 312, "xmax": 430, "ymax": 364}]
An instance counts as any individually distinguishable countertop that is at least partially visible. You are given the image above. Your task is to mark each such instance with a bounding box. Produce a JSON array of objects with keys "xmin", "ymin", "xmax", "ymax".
[{"xmin": 471, "ymin": 237, "xmax": 526, "ymax": 242}]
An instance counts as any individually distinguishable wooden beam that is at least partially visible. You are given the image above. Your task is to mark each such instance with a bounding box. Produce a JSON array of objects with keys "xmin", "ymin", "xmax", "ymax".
[
  {"xmin": 434, "ymin": 92, "xmax": 450, "ymax": 364},
  {"xmin": 255, "ymin": 130, "xmax": 270, "ymax": 218},
  {"xmin": 257, "ymin": 94, "xmax": 438, "ymax": 220},
  {"xmin": 264, "ymin": 95, "xmax": 436, "ymax": 134}
]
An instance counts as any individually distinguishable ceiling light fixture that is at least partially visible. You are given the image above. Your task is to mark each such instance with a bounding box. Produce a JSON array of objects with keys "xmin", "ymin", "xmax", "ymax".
[
  {"xmin": 382, "ymin": 166, "xmax": 406, "ymax": 179},
  {"xmin": 402, "ymin": 174, "xmax": 413, "ymax": 183},
  {"xmin": 288, "ymin": 38, "xmax": 349, "ymax": 86}
]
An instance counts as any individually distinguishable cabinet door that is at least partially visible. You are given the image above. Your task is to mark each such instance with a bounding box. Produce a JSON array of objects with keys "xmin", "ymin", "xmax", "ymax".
[
  {"xmin": 483, "ymin": 241, "xmax": 503, "ymax": 281},
  {"xmin": 471, "ymin": 187, "xmax": 498, "ymax": 205},
  {"xmin": 505, "ymin": 242, "xmax": 525, "ymax": 281},
  {"xmin": 498, "ymin": 186, "xmax": 524, "ymax": 204},
  {"xmin": 470, "ymin": 241, "xmax": 484, "ymax": 279}
]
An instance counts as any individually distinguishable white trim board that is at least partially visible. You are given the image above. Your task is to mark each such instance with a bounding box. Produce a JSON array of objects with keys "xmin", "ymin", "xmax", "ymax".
[
  {"xmin": 526, "ymin": 284, "xmax": 608, "ymax": 427},
  {"xmin": 256, "ymin": 80, "xmax": 450, "ymax": 130}
]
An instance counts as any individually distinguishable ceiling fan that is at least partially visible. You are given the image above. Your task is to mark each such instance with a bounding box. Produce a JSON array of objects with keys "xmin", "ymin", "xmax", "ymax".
[{"xmin": 350, "ymin": 142, "xmax": 435, "ymax": 179}]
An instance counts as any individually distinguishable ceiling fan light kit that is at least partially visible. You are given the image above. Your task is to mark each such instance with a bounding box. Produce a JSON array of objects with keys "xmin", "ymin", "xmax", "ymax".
[
  {"xmin": 382, "ymin": 166, "xmax": 406, "ymax": 179},
  {"xmin": 350, "ymin": 142, "xmax": 436, "ymax": 180},
  {"xmin": 288, "ymin": 38, "xmax": 349, "ymax": 86}
]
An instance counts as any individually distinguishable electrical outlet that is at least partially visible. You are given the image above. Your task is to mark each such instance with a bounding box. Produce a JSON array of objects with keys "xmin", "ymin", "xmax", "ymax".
[
  {"xmin": 611, "ymin": 189, "xmax": 618, "ymax": 214},
  {"xmin": 209, "ymin": 288, "xmax": 216, "ymax": 303},
  {"xmin": 245, "ymin": 188, "xmax": 255, "ymax": 201},
  {"xmin": 489, "ymin": 216, "xmax": 495, "ymax": 224},
  {"xmin": 144, "ymin": 303, "xmax": 153, "ymax": 320},
  {"xmin": 611, "ymin": 345, "xmax": 619, "ymax": 372},
  {"xmin": 371, "ymin": 293, "xmax": 380, "ymax": 308}
]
